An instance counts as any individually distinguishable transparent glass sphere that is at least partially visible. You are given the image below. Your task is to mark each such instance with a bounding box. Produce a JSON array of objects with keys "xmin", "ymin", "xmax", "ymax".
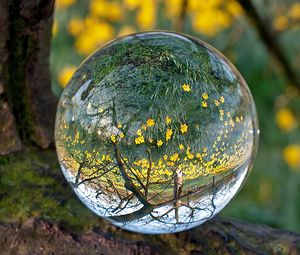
[{"xmin": 55, "ymin": 32, "xmax": 259, "ymax": 234}]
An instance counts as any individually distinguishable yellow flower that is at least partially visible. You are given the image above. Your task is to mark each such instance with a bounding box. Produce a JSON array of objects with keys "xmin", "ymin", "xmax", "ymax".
[
  {"xmin": 201, "ymin": 101, "xmax": 208, "ymax": 108},
  {"xmin": 274, "ymin": 15, "xmax": 289, "ymax": 31},
  {"xmin": 75, "ymin": 19, "xmax": 115, "ymax": 55},
  {"xmin": 179, "ymin": 144, "xmax": 184, "ymax": 150},
  {"xmin": 290, "ymin": 3, "xmax": 300, "ymax": 19},
  {"xmin": 136, "ymin": 129, "xmax": 142, "ymax": 136},
  {"xmin": 124, "ymin": 0, "xmax": 142, "ymax": 10},
  {"xmin": 275, "ymin": 108, "xmax": 296, "ymax": 132},
  {"xmin": 56, "ymin": 0, "xmax": 76, "ymax": 9},
  {"xmin": 186, "ymin": 147, "xmax": 194, "ymax": 159},
  {"xmin": 136, "ymin": 0, "xmax": 156, "ymax": 29},
  {"xmin": 135, "ymin": 136, "xmax": 145, "ymax": 144},
  {"xmin": 192, "ymin": 9, "xmax": 231, "ymax": 36},
  {"xmin": 226, "ymin": 1, "xmax": 243, "ymax": 16},
  {"xmin": 219, "ymin": 96, "xmax": 225, "ymax": 103},
  {"xmin": 166, "ymin": 116, "xmax": 172, "ymax": 124},
  {"xmin": 166, "ymin": 128, "xmax": 173, "ymax": 141},
  {"xmin": 157, "ymin": 140, "xmax": 163, "ymax": 147},
  {"xmin": 214, "ymin": 99, "xmax": 220, "ymax": 106},
  {"xmin": 67, "ymin": 18, "xmax": 84, "ymax": 36},
  {"xmin": 180, "ymin": 123, "xmax": 188, "ymax": 134},
  {"xmin": 148, "ymin": 137, "xmax": 153, "ymax": 143},
  {"xmin": 283, "ymin": 144, "xmax": 300, "ymax": 169},
  {"xmin": 146, "ymin": 118, "xmax": 155, "ymax": 127},
  {"xmin": 219, "ymin": 109, "xmax": 224, "ymax": 116},
  {"xmin": 90, "ymin": 0, "xmax": 123, "ymax": 22},
  {"xmin": 110, "ymin": 135, "xmax": 117, "ymax": 143},
  {"xmin": 170, "ymin": 153, "xmax": 179, "ymax": 162},
  {"xmin": 182, "ymin": 83, "xmax": 191, "ymax": 92},
  {"xmin": 202, "ymin": 93, "xmax": 209, "ymax": 100},
  {"xmin": 58, "ymin": 66, "xmax": 76, "ymax": 87},
  {"xmin": 119, "ymin": 133, "xmax": 125, "ymax": 139},
  {"xmin": 117, "ymin": 123, "xmax": 122, "ymax": 128}
]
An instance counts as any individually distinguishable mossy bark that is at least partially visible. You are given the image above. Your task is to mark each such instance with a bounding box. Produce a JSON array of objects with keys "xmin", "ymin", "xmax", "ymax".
[
  {"xmin": 0, "ymin": 1, "xmax": 299, "ymax": 254},
  {"xmin": 0, "ymin": 216, "xmax": 299, "ymax": 255}
]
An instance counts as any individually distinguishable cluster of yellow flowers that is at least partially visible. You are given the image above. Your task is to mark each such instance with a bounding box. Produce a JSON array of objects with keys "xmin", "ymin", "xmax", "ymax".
[
  {"xmin": 188, "ymin": 0, "xmax": 243, "ymax": 36},
  {"xmin": 55, "ymin": 0, "xmax": 244, "ymax": 87},
  {"xmin": 275, "ymin": 106, "xmax": 300, "ymax": 171},
  {"xmin": 274, "ymin": 3, "xmax": 300, "ymax": 31}
]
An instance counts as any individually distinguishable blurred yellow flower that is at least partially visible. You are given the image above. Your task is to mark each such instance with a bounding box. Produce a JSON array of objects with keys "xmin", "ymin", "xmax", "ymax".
[
  {"xmin": 135, "ymin": 136, "xmax": 145, "ymax": 144},
  {"xmin": 226, "ymin": 0, "xmax": 243, "ymax": 16},
  {"xmin": 56, "ymin": 0, "xmax": 76, "ymax": 9},
  {"xmin": 146, "ymin": 118, "xmax": 155, "ymax": 127},
  {"xmin": 290, "ymin": 3, "xmax": 300, "ymax": 19},
  {"xmin": 179, "ymin": 144, "xmax": 184, "ymax": 150},
  {"xmin": 123, "ymin": 0, "xmax": 142, "ymax": 10},
  {"xmin": 166, "ymin": 128, "xmax": 173, "ymax": 141},
  {"xmin": 90, "ymin": 0, "xmax": 123, "ymax": 22},
  {"xmin": 283, "ymin": 144, "xmax": 300, "ymax": 170},
  {"xmin": 67, "ymin": 18, "xmax": 84, "ymax": 37},
  {"xmin": 192, "ymin": 9, "xmax": 231, "ymax": 36},
  {"xmin": 110, "ymin": 135, "xmax": 117, "ymax": 143},
  {"xmin": 58, "ymin": 66, "xmax": 76, "ymax": 87},
  {"xmin": 275, "ymin": 107, "xmax": 296, "ymax": 132},
  {"xmin": 166, "ymin": 116, "xmax": 172, "ymax": 124},
  {"xmin": 118, "ymin": 25, "xmax": 136, "ymax": 36},
  {"xmin": 182, "ymin": 83, "xmax": 191, "ymax": 92},
  {"xmin": 75, "ymin": 19, "xmax": 115, "ymax": 55},
  {"xmin": 164, "ymin": 0, "xmax": 181, "ymax": 19},
  {"xmin": 180, "ymin": 123, "xmax": 188, "ymax": 134},
  {"xmin": 136, "ymin": 129, "xmax": 142, "ymax": 136},
  {"xmin": 274, "ymin": 15, "xmax": 289, "ymax": 31},
  {"xmin": 136, "ymin": 0, "xmax": 156, "ymax": 30},
  {"xmin": 157, "ymin": 140, "xmax": 163, "ymax": 147},
  {"xmin": 202, "ymin": 93, "xmax": 209, "ymax": 100},
  {"xmin": 202, "ymin": 101, "xmax": 208, "ymax": 108}
]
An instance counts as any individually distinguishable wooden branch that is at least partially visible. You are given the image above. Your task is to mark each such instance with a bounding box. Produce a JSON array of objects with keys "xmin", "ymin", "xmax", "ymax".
[
  {"xmin": 0, "ymin": 217, "xmax": 299, "ymax": 255},
  {"xmin": 237, "ymin": 0, "xmax": 300, "ymax": 89}
]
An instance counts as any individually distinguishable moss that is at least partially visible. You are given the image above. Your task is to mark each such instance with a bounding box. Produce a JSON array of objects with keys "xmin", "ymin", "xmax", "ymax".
[{"xmin": 0, "ymin": 148, "xmax": 101, "ymax": 232}]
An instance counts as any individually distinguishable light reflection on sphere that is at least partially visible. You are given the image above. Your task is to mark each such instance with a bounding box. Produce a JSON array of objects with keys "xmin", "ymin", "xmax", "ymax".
[{"xmin": 55, "ymin": 32, "xmax": 259, "ymax": 234}]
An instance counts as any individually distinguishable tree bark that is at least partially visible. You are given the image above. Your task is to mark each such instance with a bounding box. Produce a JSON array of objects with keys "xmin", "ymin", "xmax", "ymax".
[
  {"xmin": 0, "ymin": 0, "xmax": 56, "ymax": 155},
  {"xmin": 0, "ymin": 217, "xmax": 299, "ymax": 255},
  {"xmin": 0, "ymin": 1, "xmax": 300, "ymax": 254}
]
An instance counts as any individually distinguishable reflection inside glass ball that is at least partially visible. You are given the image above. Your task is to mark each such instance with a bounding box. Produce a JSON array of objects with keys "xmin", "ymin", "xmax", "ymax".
[{"xmin": 55, "ymin": 31, "xmax": 258, "ymax": 234}]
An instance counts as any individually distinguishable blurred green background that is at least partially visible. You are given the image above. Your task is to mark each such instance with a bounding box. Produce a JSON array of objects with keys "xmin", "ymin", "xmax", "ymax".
[{"xmin": 50, "ymin": 0, "xmax": 300, "ymax": 232}]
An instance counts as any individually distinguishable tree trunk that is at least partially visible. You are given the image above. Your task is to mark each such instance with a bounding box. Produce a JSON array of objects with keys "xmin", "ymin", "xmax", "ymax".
[
  {"xmin": 0, "ymin": 0, "xmax": 56, "ymax": 155},
  {"xmin": 0, "ymin": 1, "xmax": 299, "ymax": 255}
]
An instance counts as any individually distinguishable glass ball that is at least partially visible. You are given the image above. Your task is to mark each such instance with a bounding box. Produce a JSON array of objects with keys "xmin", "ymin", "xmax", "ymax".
[{"xmin": 55, "ymin": 32, "xmax": 259, "ymax": 234}]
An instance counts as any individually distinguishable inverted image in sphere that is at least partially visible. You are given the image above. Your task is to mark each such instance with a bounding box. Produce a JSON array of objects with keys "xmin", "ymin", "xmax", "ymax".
[{"xmin": 55, "ymin": 31, "xmax": 259, "ymax": 234}]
